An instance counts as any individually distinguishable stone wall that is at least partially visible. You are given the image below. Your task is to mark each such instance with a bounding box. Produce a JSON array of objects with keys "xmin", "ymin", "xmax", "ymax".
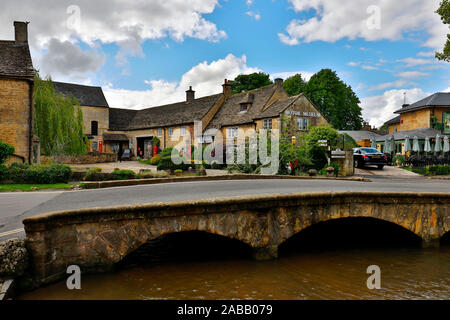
[
  {"xmin": 0, "ymin": 78, "xmax": 32, "ymax": 163},
  {"xmin": 23, "ymin": 192, "xmax": 449, "ymax": 286},
  {"xmin": 41, "ymin": 151, "xmax": 117, "ymax": 164}
]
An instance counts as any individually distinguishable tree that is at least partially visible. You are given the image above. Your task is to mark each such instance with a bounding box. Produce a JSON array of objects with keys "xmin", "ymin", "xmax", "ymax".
[
  {"xmin": 34, "ymin": 74, "xmax": 88, "ymax": 156},
  {"xmin": 436, "ymin": 0, "xmax": 450, "ymax": 62},
  {"xmin": 0, "ymin": 141, "xmax": 14, "ymax": 164},
  {"xmin": 304, "ymin": 125, "xmax": 340, "ymax": 170},
  {"xmin": 283, "ymin": 73, "xmax": 307, "ymax": 96},
  {"xmin": 304, "ymin": 69, "xmax": 363, "ymax": 130},
  {"xmin": 230, "ymin": 72, "xmax": 273, "ymax": 94}
]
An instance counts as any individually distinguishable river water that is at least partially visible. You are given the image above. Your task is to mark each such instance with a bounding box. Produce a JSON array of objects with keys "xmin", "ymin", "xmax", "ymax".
[{"xmin": 20, "ymin": 218, "xmax": 450, "ymax": 300}]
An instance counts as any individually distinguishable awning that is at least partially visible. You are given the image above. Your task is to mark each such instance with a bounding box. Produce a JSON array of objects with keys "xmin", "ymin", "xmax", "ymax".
[{"xmin": 103, "ymin": 133, "xmax": 129, "ymax": 142}]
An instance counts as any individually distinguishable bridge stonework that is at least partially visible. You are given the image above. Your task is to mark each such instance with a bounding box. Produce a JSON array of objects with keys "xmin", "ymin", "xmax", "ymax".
[{"xmin": 23, "ymin": 192, "xmax": 449, "ymax": 286}]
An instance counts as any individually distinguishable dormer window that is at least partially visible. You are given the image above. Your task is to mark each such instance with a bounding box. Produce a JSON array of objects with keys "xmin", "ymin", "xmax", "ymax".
[{"xmin": 240, "ymin": 103, "xmax": 249, "ymax": 112}]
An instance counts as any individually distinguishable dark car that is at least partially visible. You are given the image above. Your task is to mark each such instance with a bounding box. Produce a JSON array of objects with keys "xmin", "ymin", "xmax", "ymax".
[
  {"xmin": 353, "ymin": 147, "xmax": 388, "ymax": 169},
  {"xmin": 121, "ymin": 148, "xmax": 132, "ymax": 161}
]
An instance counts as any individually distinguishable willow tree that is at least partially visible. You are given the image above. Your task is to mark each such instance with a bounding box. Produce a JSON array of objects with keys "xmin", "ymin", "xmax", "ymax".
[{"xmin": 34, "ymin": 74, "xmax": 88, "ymax": 156}]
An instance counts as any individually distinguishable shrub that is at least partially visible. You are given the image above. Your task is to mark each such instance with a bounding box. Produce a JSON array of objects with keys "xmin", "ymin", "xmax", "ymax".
[
  {"xmin": 161, "ymin": 147, "xmax": 178, "ymax": 158},
  {"xmin": 111, "ymin": 169, "xmax": 136, "ymax": 180},
  {"xmin": 150, "ymin": 154, "xmax": 161, "ymax": 165},
  {"xmin": 426, "ymin": 165, "xmax": 450, "ymax": 176},
  {"xmin": 304, "ymin": 126, "xmax": 339, "ymax": 170},
  {"xmin": 1, "ymin": 163, "xmax": 72, "ymax": 184},
  {"xmin": 0, "ymin": 164, "xmax": 9, "ymax": 181},
  {"xmin": 138, "ymin": 159, "xmax": 151, "ymax": 165},
  {"xmin": 157, "ymin": 155, "xmax": 190, "ymax": 172},
  {"xmin": 85, "ymin": 168, "xmax": 105, "ymax": 181},
  {"xmin": 0, "ymin": 141, "xmax": 15, "ymax": 164}
]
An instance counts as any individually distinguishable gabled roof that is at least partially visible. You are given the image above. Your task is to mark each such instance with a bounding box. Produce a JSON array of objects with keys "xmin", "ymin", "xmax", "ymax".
[
  {"xmin": 384, "ymin": 115, "xmax": 401, "ymax": 125},
  {"xmin": 395, "ymin": 93, "xmax": 450, "ymax": 114},
  {"xmin": 0, "ymin": 41, "xmax": 34, "ymax": 80},
  {"xmin": 52, "ymin": 82, "xmax": 109, "ymax": 108},
  {"xmin": 338, "ymin": 130, "xmax": 383, "ymax": 142},
  {"xmin": 206, "ymin": 84, "xmax": 278, "ymax": 130}
]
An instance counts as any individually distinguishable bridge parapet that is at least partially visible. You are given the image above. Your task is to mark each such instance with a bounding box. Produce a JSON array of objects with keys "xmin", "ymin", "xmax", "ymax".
[{"xmin": 23, "ymin": 192, "xmax": 450, "ymax": 286}]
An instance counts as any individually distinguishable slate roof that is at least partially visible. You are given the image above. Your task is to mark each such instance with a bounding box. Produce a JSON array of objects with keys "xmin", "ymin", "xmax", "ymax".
[
  {"xmin": 110, "ymin": 93, "xmax": 223, "ymax": 131},
  {"xmin": 206, "ymin": 84, "xmax": 278, "ymax": 130},
  {"xmin": 395, "ymin": 93, "xmax": 450, "ymax": 114},
  {"xmin": 52, "ymin": 82, "xmax": 109, "ymax": 108},
  {"xmin": 384, "ymin": 115, "xmax": 401, "ymax": 125},
  {"xmin": 109, "ymin": 108, "xmax": 138, "ymax": 131},
  {"xmin": 254, "ymin": 95, "xmax": 300, "ymax": 119},
  {"xmin": 0, "ymin": 41, "xmax": 34, "ymax": 79},
  {"xmin": 338, "ymin": 130, "xmax": 383, "ymax": 142},
  {"xmin": 375, "ymin": 128, "xmax": 448, "ymax": 141},
  {"xmin": 103, "ymin": 133, "xmax": 129, "ymax": 141}
]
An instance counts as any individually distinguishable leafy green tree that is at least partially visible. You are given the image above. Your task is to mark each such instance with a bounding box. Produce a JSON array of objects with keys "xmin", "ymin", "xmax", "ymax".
[
  {"xmin": 230, "ymin": 72, "xmax": 273, "ymax": 94},
  {"xmin": 304, "ymin": 125, "xmax": 340, "ymax": 170},
  {"xmin": 0, "ymin": 141, "xmax": 15, "ymax": 164},
  {"xmin": 283, "ymin": 73, "xmax": 307, "ymax": 96},
  {"xmin": 33, "ymin": 74, "xmax": 88, "ymax": 156},
  {"xmin": 436, "ymin": 0, "xmax": 450, "ymax": 62},
  {"xmin": 304, "ymin": 69, "xmax": 363, "ymax": 130}
]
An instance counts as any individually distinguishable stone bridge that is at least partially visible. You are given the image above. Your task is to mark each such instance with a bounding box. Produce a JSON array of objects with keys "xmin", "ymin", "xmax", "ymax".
[{"xmin": 23, "ymin": 192, "xmax": 450, "ymax": 286}]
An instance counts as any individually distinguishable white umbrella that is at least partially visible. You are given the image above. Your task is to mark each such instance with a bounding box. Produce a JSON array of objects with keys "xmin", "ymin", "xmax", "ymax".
[
  {"xmin": 444, "ymin": 136, "xmax": 450, "ymax": 154},
  {"xmin": 371, "ymin": 138, "xmax": 377, "ymax": 149},
  {"xmin": 383, "ymin": 136, "xmax": 391, "ymax": 154},
  {"xmin": 424, "ymin": 137, "xmax": 432, "ymax": 153},
  {"xmin": 434, "ymin": 134, "xmax": 442, "ymax": 153},
  {"xmin": 404, "ymin": 135, "xmax": 411, "ymax": 153},
  {"xmin": 412, "ymin": 136, "xmax": 421, "ymax": 153}
]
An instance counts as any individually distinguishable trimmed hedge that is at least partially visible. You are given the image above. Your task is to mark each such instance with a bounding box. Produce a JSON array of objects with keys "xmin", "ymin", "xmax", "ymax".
[
  {"xmin": 0, "ymin": 163, "xmax": 72, "ymax": 184},
  {"xmin": 157, "ymin": 156, "xmax": 191, "ymax": 171}
]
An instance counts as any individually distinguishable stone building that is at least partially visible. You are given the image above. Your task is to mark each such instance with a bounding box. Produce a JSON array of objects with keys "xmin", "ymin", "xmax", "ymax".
[
  {"xmin": 0, "ymin": 22, "xmax": 35, "ymax": 164},
  {"xmin": 52, "ymin": 82, "xmax": 110, "ymax": 153}
]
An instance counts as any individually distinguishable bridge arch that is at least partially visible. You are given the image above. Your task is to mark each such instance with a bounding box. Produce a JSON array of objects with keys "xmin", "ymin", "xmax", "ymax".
[{"xmin": 278, "ymin": 217, "xmax": 423, "ymax": 252}]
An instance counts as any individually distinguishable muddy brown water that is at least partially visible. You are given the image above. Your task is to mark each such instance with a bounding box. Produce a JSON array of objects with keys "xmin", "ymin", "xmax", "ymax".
[{"xmin": 19, "ymin": 218, "xmax": 450, "ymax": 300}]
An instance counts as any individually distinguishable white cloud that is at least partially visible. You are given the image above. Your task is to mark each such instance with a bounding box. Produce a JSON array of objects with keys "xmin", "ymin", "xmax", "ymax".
[
  {"xmin": 361, "ymin": 88, "xmax": 430, "ymax": 127},
  {"xmin": 103, "ymin": 54, "xmax": 260, "ymax": 109},
  {"xmin": 246, "ymin": 11, "xmax": 261, "ymax": 20},
  {"xmin": 279, "ymin": 0, "xmax": 447, "ymax": 50},
  {"xmin": 347, "ymin": 62, "xmax": 360, "ymax": 67},
  {"xmin": 397, "ymin": 57, "xmax": 438, "ymax": 67},
  {"xmin": 38, "ymin": 38, "xmax": 105, "ymax": 84},
  {"xmin": 1, "ymin": 0, "xmax": 226, "ymax": 76},
  {"xmin": 369, "ymin": 80, "xmax": 413, "ymax": 91},
  {"xmin": 362, "ymin": 65, "xmax": 378, "ymax": 70},
  {"xmin": 444, "ymin": 87, "xmax": 450, "ymax": 93},
  {"xmin": 417, "ymin": 51, "xmax": 436, "ymax": 57},
  {"xmin": 396, "ymin": 71, "xmax": 431, "ymax": 79},
  {"xmin": 270, "ymin": 71, "xmax": 314, "ymax": 81}
]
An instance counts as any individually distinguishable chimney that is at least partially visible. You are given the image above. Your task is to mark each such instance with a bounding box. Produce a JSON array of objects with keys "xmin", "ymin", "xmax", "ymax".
[
  {"xmin": 186, "ymin": 86, "xmax": 195, "ymax": 102},
  {"xmin": 275, "ymin": 78, "xmax": 283, "ymax": 89},
  {"xmin": 14, "ymin": 21, "xmax": 29, "ymax": 43},
  {"xmin": 402, "ymin": 104, "xmax": 410, "ymax": 108},
  {"xmin": 222, "ymin": 79, "xmax": 232, "ymax": 98}
]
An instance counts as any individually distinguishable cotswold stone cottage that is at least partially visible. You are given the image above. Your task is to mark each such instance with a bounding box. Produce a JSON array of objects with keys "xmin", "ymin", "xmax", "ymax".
[{"xmin": 0, "ymin": 22, "xmax": 35, "ymax": 164}]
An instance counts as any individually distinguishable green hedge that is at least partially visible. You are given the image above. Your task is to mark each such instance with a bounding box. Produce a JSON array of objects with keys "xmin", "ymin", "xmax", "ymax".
[
  {"xmin": 426, "ymin": 165, "xmax": 450, "ymax": 176},
  {"xmin": 0, "ymin": 141, "xmax": 14, "ymax": 164},
  {"xmin": 157, "ymin": 156, "xmax": 191, "ymax": 171},
  {"xmin": 0, "ymin": 163, "xmax": 72, "ymax": 184}
]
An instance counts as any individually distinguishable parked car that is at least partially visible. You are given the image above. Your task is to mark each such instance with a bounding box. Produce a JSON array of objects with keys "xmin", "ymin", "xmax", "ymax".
[
  {"xmin": 121, "ymin": 148, "xmax": 132, "ymax": 161},
  {"xmin": 353, "ymin": 147, "xmax": 388, "ymax": 169}
]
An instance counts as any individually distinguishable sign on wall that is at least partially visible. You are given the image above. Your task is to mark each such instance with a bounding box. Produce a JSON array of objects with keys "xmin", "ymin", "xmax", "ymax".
[{"xmin": 285, "ymin": 110, "xmax": 321, "ymax": 118}]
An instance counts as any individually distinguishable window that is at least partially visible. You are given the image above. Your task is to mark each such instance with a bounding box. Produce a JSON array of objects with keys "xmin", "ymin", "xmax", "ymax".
[
  {"xmin": 91, "ymin": 121, "xmax": 98, "ymax": 136},
  {"xmin": 157, "ymin": 128, "xmax": 162, "ymax": 137},
  {"xmin": 180, "ymin": 126, "xmax": 187, "ymax": 136},
  {"xmin": 227, "ymin": 127, "xmax": 238, "ymax": 139},
  {"xmin": 297, "ymin": 117, "xmax": 309, "ymax": 130},
  {"xmin": 263, "ymin": 119, "xmax": 272, "ymax": 130},
  {"xmin": 168, "ymin": 127, "xmax": 173, "ymax": 137}
]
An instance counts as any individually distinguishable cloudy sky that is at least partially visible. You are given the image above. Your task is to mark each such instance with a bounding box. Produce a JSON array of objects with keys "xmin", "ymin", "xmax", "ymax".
[{"xmin": 1, "ymin": 0, "xmax": 449, "ymax": 127}]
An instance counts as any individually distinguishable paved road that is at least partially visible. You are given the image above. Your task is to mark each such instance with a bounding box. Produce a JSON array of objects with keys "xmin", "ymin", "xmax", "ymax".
[{"xmin": 0, "ymin": 177, "xmax": 449, "ymax": 240}]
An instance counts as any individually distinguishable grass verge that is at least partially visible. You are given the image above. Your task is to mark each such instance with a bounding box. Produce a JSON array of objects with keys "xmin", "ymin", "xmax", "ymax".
[{"xmin": 0, "ymin": 183, "xmax": 72, "ymax": 192}]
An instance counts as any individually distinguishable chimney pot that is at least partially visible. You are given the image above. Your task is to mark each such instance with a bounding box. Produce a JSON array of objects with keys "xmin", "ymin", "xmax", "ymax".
[
  {"xmin": 222, "ymin": 79, "xmax": 232, "ymax": 98},
  {"xmin": 14, "ymin": 21, "xmax": 29, "ymax": 43},
  {"xmin": 275, "ymin": 78, "xmax": 283, "ymax": 88},
  {"xmin": 186, "ymin": 86, "xmax": 195, "ymax": 102}
]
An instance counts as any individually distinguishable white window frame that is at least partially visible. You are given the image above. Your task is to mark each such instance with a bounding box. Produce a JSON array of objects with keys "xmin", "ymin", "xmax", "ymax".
[
  {"xmin": 263, "ymin": 119, "xmax": 273, "ymax": 130},
  {"xmin": 297, "ymin": 117, "xmax": 309, "ymax": 131},
  {"xmin": 180, "ymin": 126, "xmax": 187, "ymax": 137},
  {"xmin": 168, "ymin": 127, "xmax": 173, "ymax": 137},
  {"xmin": 227, "ymin": 127, "xmax": 238, "ymax": 139},
  {"xmin": 157, "ymin": 128, "xmax": 162, "ymax": 137}
]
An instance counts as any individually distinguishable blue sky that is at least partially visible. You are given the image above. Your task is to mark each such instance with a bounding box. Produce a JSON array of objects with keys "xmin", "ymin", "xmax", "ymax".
[{"xmin": 1, "ymin": 0, "xmax": 449, "ymax": 127}]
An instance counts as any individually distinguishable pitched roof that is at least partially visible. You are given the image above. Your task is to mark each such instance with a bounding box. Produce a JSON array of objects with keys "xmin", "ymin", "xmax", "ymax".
[
  {"xmin": 338, "ymin": 130, "xmax": 383, "ymax": 142},
  {"xmin": 375, "ymin": 128, "xmax": 448, "ymax": 141},
  {"xmin": 103, "ymin": 133, "xmax": 129, "ymax": 141},
  {"xmin": 0, "ymin": 41, "xmax": 34, "ymax": 79},
  {"xmin": 109, "ymin": 108, "xmax": 138, "ymax": 131},
  {"xmin": 395, "ymin": 93, "xmax": 450, "ymax": 114},
  {"xmin": 111, "ymin": 93, "xmax": 223, "ymax": 131},
  {"xmin": 206, "ymin": 84, "xmax": 278, "ymax": 130},
  {"xmin": 384, "ymin": 115, "xmax": 401, "ymax": 125},
  {"xmin": 52, "ymin": 82, "xmax": 109, "ymax": 108}
]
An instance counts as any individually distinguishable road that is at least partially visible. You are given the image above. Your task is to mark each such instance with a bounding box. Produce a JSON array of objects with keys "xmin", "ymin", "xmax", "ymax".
[{"xmin": 0, "ymin": 177, "xmax": 449, "ymax": 240}]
